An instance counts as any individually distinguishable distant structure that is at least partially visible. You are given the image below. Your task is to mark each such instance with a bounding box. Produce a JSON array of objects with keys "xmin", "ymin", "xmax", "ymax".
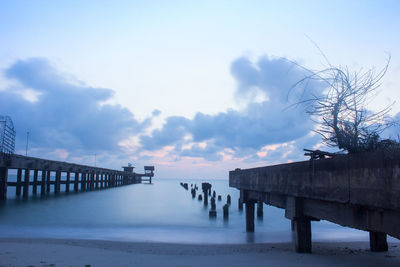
[
  {"xmin": 0, "ymin": 116, "xmax": 16, "ymax": 154},
  {"xmin": 122, "ymin": 163, "xmax": 155, "ymax": 184}
]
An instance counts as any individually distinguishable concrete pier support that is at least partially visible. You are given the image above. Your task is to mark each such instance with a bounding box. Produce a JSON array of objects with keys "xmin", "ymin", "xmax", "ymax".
[
  {"xmin": 23, "ymin": 169, "xmax": 30, "ymax": 198},
  {"xmin": 291, "ymin": 218, "xmax": 312, "ymax": 253},
  {"xmin": 370, "ymin": 231, "xmax": 388, "ymax": 252},
  {"xmin": 16, "ymin": 169, "xmax": 22, "ymax": 196},
  {"xmin": 0, "ymin": 167, "xmax": 8, "ymax": 200},
  {"xmin": 46, "ymin": 171, "xmax": 51, "ymax": 193},
  {"xmin": 74, "ymin": 172, "xmax": 79, "ymax": 192},
  {"xmin": 32, "ymin": 170, "xmax": 38, "ymax": 194},
  {"xmin": 245, "ymin": 201, "xmax": 255, "ymax": 232},
  {"xmin": 55, "ymin": 170, "xmax": 61, "ymax": 194},
  {"xmin": 41, "ymin": 171, "xmax": 46, "ymax": 195},
  {"xmin": 66, "ymin": 172, "xmax": 71, "ymax": 193},
  {"xmin": 81, "ymin": 173, "xmax": 86, "ymax": 191},
  {"xmin": 257, "ymin": 201, "xmax": 263, "ymax": 218}
]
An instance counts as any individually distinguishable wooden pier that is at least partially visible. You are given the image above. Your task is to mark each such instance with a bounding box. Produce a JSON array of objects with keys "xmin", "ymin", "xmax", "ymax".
[
  {"xmin": 229, "ymin": 149, "xmax": 400, "ymax": 253},
  {"xmin": 0, "ymin": 153, "xmax": 155, "ymax": 200}
]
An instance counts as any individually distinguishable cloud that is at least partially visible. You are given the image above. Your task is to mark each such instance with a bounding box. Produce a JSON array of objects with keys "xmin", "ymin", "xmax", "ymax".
[
  {"xmin": 140, "ymin": 55, "xmax": 323, "ymax": 161},
  {"xmin": 0, "ymin": 58, "xmax": 148, "ymax": 154}
]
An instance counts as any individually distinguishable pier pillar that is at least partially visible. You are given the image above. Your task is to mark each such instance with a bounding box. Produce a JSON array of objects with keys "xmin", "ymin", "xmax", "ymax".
[
  {"xmin": 66, "ymin": 172, "xmax": 71, "ymax": 193},
  {"xmin": 41, "ymin": 171, "xmax": 46, "ymax": 195},
  {"xmin": 46, "ymin": 171, "xmax": 51, "ymax": 193},
  {"xmin": 16, "ymin": 169, "xmax": 22, "ymax": 196},
  {"xmin": 238, "ymin": 198, "xmax": 243, "ymax": 211},
  {"xmin": 23, "ymin": 169, "xmax": 30, "ymax": 198},
  {"xmin": 0, "ymin": 166, "xmax": 8, "ymax": 200},
  {"xmin": 257, "ymin": 201, "xmax": 263, "ymax": 218},
  {"xmin": 245, "ymin": 201, "xmax": 255, "ymax": 232},
  {"xmin": 32, "ymin": 170, "xmax": 38, "ymax": 194},
  {"xmin": 81, "ymin": 172, "xmax": 86, "ymax": 191},
  {"xmin": 55, "ymin": 171, "xmax": 61, "ymax": 194},
  {"xmin": 369, "ymin": 231, "xmax": 388, "ymax": 252},
  {"xmin": 74, "ymin": 172, "xmax": 79, "ymax": 192},
  {"xmin": 100, "ymin": 174, "xmax": 104, "ymax": 189},
  {"xmin": 291, "ymin": 218, "xmax": 312, "ymax": 253},
  {"xmin": 95, "ymin": 173, "xmax": 99, "ymax": 189}
]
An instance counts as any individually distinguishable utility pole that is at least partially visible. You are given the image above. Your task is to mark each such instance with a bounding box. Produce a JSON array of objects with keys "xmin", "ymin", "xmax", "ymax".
[
  {"xmin": 94, "ymin": 153, "xmax": 97, "ymax": 167},
  {"xmin": 25, "ymin": 131, "xmax": 29, "ymax": 156}
]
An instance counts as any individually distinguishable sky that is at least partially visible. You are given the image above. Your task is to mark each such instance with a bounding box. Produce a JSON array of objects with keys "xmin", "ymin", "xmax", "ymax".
[{"xmin": 1, "ymin": 0, "xmax": 400, "ymax": 179}]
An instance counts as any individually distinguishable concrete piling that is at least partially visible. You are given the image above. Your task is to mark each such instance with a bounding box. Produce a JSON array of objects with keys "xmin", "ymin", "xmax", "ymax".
[
  {"xmin": 257, "ymin": 201, "xmax": 263, "ymax": 218},
  {"xmin": 223, "ymin": 204, "xmax": 229, "ymax": 220}
]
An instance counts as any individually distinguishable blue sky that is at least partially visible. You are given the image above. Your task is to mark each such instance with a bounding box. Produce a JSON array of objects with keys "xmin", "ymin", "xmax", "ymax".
[{"xmin": 1, "ymin": 1, "xmax": 400, "ymax": 178}]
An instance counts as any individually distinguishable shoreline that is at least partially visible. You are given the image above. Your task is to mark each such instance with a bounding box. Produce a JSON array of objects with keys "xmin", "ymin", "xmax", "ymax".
[{"xmin": 0, "ymin": 237, "xmax": 399, "ymax": 266}]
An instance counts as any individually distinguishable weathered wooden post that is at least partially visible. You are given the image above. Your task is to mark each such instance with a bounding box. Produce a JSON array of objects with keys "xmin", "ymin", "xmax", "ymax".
[
  {"xmin": 55, "ymin": 170, "xmax": 61, "ymax": 194},
  {"xmin": 32, "ymin": 170, "xmax": 38, "ymax": 194},
  {"xmin": 218, "ymin": 195, "xmax": 221, "ymax": 201},
  {"xmin": 74, "ymin": 172, "xmax": 79, "ymax": 192},
  {"xmin": 46, "ymin": 170, "xmax": 51, "ymax": 193},
  {"xmin": 369, "ymin": 231, "xmax": 388, "ymax": 252},
  {"xmin": 40, "ymin": 170, "xmax": 46, "ymax": 195},
  {"xmin": 23, "ymin": 169, "xmax": 30, "ymax": 198},
  {"xmin": 16, "ymin": 168, "xmax": 22, "ymax": 196},
  {"xmin": 66, "ymin": 172, "xmax": 71, "ymax": 193},
  {"xmin": 245, "ymin": 200, "xmax": 255, "ymax": 232},
  {"xmin": 212, "ymin": 190, "xmax": 216, "ymax": 198},
  {"xmin": 198, "ymin": 194, "xmax": 202, "ymax": 201},
  {"xmin": 227, "ymin": 194, "xmax": 231, "ymax": 205},
  {"xmin": 0, "ymin": 166, "xmax": 8, "ymax": 200}
]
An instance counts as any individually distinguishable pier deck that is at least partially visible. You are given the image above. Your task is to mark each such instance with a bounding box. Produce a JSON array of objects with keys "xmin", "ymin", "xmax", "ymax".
[
  {"xmin": 229, "ymin": 149, "xmax": 400, "ymax": 253},
  {"xmin": 0, "ymin": 153, "xmax": 154, "ymax": 200}
]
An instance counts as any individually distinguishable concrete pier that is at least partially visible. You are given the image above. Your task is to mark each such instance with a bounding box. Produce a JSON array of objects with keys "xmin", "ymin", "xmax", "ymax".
[
  {"xmin": 230, "ymin": 149, "xmax": 400, "ymax": 253},
  {"xmin": 0, "ymin": 153, "xmax": 154, "ymax": 200}
]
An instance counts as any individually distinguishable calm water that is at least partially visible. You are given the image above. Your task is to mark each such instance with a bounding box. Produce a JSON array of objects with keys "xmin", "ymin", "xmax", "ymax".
[{"xmin": 0, "ymin": 179, "xmax": 393, "ymax": 244}]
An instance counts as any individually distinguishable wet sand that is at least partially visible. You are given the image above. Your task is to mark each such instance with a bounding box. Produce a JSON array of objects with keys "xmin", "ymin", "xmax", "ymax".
[{"xmin": 0, "ymin": 238, "xmax": 400, "ymax": 267}]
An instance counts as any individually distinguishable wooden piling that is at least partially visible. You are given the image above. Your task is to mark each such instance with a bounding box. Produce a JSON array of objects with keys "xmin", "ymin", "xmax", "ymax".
[
  {"xmin": 81, "ymin": 172, "xmax": 86, "ymax": 191},
  {"xmin": 0, "ymin": 166, "xmax": 8, "ymax": 200},
  {"xmin": 55, "ymin": 170, "xmax": 61, "ymax": 194},
  {"xmin": 32, "ymin": 169, "xmax": 38, "ymax": 194},
  {"xmin": 95, "ymin": 173, "xmax": 99, "ymax": 189},
  {"xmin": 16, "ymin": 168, "xmax": 22, "ymax": 196}
]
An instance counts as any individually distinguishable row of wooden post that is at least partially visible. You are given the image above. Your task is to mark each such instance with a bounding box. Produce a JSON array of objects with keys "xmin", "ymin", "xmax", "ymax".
[{"xmin": 0, "ymin": 167, "xmax": 134, "ymax": 200}]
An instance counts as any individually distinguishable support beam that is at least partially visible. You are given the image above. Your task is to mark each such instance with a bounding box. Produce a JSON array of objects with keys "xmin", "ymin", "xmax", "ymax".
[
  {"xmin": 55, "ymin": 170, "xmax": 61, "ymax": 194},
  {"xmin": 81, "ymin": 172, "xmax": 86, "ymax": 191},
  {"xmin": 46, "ymin": 171, "xmax": 51, "ymax": 193},
  {"xmin": 245, "ymin": 201, "xmax": 255, "ymax": 232},
  {"xmin": 23, "ymin": 169, "xmax": 30, "ymax": 198},
  {"xmin": 291, "ymin": 218, "xmax": 312, "ymax": 253},
  {"xmin": 370, "ymin": 231, "xmax": 388, "ymax": 252},
  {"xmin": 66, "ymin": 172, "xmax": 70, "ymax": 193},
  {"xmin": 74, "ymin": 172, "xmax": 79, "ymax": 192},
  {"xmin": 32, "ymin": 169, "xmax": 38, "ymax": 194},
  {"xmin": 16, "ymin": 169, "xmax": 22, "ymax": 196},
  {"xmin": 0, "ymin": 166, "xmax": 8, "ymax": 200},
  {"xmin": 40, "ymin": 170, "xmax": 46, "ymax": 195}
]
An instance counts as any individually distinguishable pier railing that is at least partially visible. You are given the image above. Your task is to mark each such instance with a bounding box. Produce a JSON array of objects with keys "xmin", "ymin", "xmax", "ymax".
[{"xmin": 0, "ymin": 153, "xmax": 149, "ymax": 200}]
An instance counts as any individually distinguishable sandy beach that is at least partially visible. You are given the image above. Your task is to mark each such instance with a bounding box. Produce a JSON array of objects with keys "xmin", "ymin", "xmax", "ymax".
[{"xmin": 0, "ymin": 238, "xmax": 399, "ymax": 267}]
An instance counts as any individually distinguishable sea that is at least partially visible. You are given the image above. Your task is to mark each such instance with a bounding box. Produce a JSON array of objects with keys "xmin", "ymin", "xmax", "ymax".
[{"xmin": 0, "ymin": 178, "xmax": 397, "ymax": 244}]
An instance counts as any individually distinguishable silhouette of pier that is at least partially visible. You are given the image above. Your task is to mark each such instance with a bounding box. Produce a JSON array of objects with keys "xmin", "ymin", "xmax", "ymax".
[
  {"xmin": 230, "ymin": 149, "xmax": 400, "ymax": 253},
  {"xmin": 0, "ymin": 153, "xmax": 154, "ymax": 200}
]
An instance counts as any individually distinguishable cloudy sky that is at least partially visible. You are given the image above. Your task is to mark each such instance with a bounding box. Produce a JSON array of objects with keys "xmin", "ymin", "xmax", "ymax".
[{"xmin": 1, "ymin": 1, "xmax": 400, "ymax": 178}]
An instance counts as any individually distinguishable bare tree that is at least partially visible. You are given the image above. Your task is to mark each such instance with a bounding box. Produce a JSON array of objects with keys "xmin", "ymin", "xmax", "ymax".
[{"xmin": 293, "ymin": 56, "xmax": 395, "ymax": 153}]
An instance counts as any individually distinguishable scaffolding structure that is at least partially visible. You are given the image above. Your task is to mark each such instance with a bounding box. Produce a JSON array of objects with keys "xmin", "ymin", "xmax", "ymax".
[{"xmin": 0, "ymin": 116, "xmax": 16, "ymax": 154}]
